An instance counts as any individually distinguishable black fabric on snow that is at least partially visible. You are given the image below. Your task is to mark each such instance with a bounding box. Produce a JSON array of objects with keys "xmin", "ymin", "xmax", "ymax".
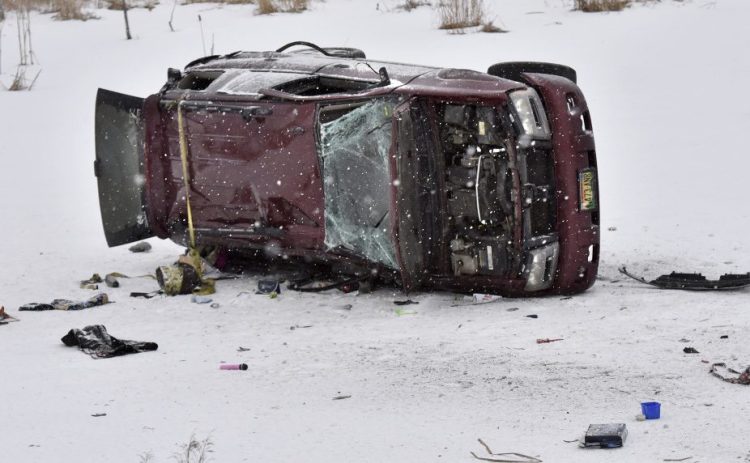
[{"xmin": 61, "ymin": 325, "xmax": 158, "ymax": 358}]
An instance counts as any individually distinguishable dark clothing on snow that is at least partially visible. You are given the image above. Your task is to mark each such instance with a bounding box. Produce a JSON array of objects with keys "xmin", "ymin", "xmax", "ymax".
[{"xmin": 61, "ymin": 325, "xmax": 158, "ymax": 358}]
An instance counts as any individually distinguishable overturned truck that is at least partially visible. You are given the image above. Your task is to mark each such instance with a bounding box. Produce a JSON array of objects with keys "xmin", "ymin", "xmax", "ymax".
[{"xmin": 95, "ymin": 42, "xmax": 599, "ymax": 296}]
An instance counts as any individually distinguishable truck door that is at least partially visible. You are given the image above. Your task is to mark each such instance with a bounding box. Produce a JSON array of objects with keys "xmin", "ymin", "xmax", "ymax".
[{"xmin": 95, "ymin": 89, "xmax": 154, "ymax": 247}]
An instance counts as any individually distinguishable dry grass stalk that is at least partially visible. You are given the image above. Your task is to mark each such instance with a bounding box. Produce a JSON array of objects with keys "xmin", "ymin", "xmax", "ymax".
[
  {"xmin": 438, "ymin": 0, "xmax": 486, "ymax": 30},
  {"xmin": 574, "ymin": 0, "xmax": 630, "ymax": 12},
  {"xmin": 480, "ymin": 20, "xmax": 506, "ymax": 33},
  {"xmin": 54, "ymin": 0, "xmax": 95, "ymax": 20},
  {"xmin": 256, "ymin": 0, "xmax": 308, "ymax": 15}
]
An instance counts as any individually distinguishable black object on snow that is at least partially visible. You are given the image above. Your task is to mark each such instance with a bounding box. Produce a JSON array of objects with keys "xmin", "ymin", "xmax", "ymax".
[
  {"xmin": 61, "ymin": 325, "xmax": 158, "ymax": 359},
  {"xmin": 394, "ymin": 299, "xmax": 418, "ymax": 306},
  {"xmin": 128, "ymin": 241, "xmax": 152, "ymax": 253},
  {"xmin": 619, "ymin": 267, "xmax": 750, "ymax": 291},
  {"xmin": 583, "ymin": 423, "xmax": 628, "ymax": 449},
  {"xmin": 19, "ymin": 293, "xmax": 109, "ymax": 311},
  {"xmin": 683, "ymin": 347, "xmax": 700, "ymax": 354}
]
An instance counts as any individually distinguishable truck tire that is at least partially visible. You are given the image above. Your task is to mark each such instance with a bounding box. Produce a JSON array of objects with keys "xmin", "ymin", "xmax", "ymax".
[{"xmin": 487, "ymin": 62, "xmax": 577, "ymax": 84}]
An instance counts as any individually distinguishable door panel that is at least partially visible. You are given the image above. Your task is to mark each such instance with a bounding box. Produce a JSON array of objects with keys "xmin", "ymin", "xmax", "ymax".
[{"xmin": 95, "ymin": 88, "xmax": 153, "ymax": 246}]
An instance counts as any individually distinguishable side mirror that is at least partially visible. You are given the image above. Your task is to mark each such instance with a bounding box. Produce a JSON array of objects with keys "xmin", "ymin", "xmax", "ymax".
[{"xmin": 167, "ymin": 68, "xmax": 182, "ymax": 85}]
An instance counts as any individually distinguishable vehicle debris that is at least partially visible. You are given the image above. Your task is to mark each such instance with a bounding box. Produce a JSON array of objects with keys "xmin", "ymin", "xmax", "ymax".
[
  {"xmin": 130, "ymin": 290, "xmax": 163, "ymax": 299},
  {"xmin": 19, "ymin": 293, "xmax": 110, "ymax": 311},
  {"xmin": 451, "ymin": 293, "xmax": 503, "ymax": 306},
  {"xmin": 104, "ymin": 273, "xmax": 120, "ymax": 288},
  {"xmin": 720, "ymin": 335, "xmax": 729, "ymax": 339},
  {"xmin": 582, "ymin": 423, "xmax": 627, "ymax": 449},
  {"xmin": 80, "ymin": 273, "xmax": 102, "ymax": 289},
  {"xmin": 128, "ymin": 241, "xmax": 152, "ymax": 253},
  {"xmin": 619, "ymin": 266, "xmax": 750, "ymax": 290},
  {"xmin": 256, "ymin": 279, "xmax": 282, "ymax": 294},
  {"xmin": 219, "ymin": 363, "xmax": 248, "ymax": 370},
  {"xmin": 470, "ymin": 438, "xmax": 541, "ymax": 462},
  {"xmin": 237, "ymin": 346, "xmax": 251, "ymax": 352},
  {"xmin": 536, "ymin": 338, "xmax": 563, "ymax": 344},
  {"xmin": 710, "ymin": 362, "xmax": 750, "ymax": 385},
  {"xmin": 683, "ymin": 347, "xmax": 699, "ymax": 354},
  {"xmin": 95, "ymin": 42, "xmax": 600, "ymax": 297},
  {"xmin": 640, "ymin": 401, "xmax": 661, "ymax": 419},
  {"xmin": 0, "ymin": 306, "xmax": 19, "ymax": 324},
  {"xmin": 91, "ymin": 413, "xmax": 107, "ymax": 418},
  {"xmin": 61, "ymin": 325, "xmax": 158, "ymax": 358},
  {"xmin": 526, "ymin": 314, "xmax": 538, "ymax": 319},
  {"xmin": 332, "ymin": 394, "xmax": 351, "ymax": 401}
]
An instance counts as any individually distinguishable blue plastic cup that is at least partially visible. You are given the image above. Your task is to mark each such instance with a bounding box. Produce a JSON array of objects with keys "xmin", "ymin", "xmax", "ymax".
[{"xmin": 641, "ymin": 401, "xmax": 661, "ymax": 419}]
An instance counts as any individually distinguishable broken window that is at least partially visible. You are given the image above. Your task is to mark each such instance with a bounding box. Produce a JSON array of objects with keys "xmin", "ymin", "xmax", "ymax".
[{"xmin": 319, "ymin": 99, "xmax": 397, "ymax": 268}]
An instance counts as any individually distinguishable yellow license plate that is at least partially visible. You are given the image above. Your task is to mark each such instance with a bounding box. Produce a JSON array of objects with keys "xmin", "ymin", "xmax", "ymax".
[{"xmin": 579, "ymin": 168, "xmax": 598, "ymax": 211}]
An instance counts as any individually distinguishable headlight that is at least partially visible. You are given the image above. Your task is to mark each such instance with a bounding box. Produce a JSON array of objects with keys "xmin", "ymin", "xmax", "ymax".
[
  {"xmin": 524, "ymin": 242, "xmax": 559, "ymax": 291},
  {"xmin": 510, "ymin": 88, "xmax": 551, "ymax": 139}
]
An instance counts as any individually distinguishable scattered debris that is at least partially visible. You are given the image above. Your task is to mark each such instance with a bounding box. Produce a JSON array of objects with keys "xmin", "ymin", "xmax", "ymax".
[
  {"xmin": 332, "ymin": 394, "xmax": 351, "ymax": 400},
  {"xmin": 507, "ymin": 307, "xmax": 519, "ymax": 312},
  {"xmin": 683, "ymin": 347, "xmax": 699, "ymax": 354},
  {"xmin": 536, "ymin": 338, "xmax": 563, "ymax": 344},
  {"xmin": 191, "ymin": 295, "xmax": 213, "ymax": 304},
  {"xmin": 0, "ymin": 306, "xmax": 19, "ymax": 324},
  {"xmin": 470, "ymin": 438, "xmax": 542, "ymax": 462},
  {"xmin": 678, "ymin": 338, "xmax": 691, "ymax": 343},
  {"xmin": 582, "ymin": 423, "xmax": 627, "ymax": 449},
  {"xmin": 210, "ymin": 303, "xmax": 220, "ymax": 309},
  {"xmin": 334, "ymin": 304, "xmax": 353, "ymax": 311},
  {"xmin": 641, "ymin": 402, "xmax": 661, "ymax": 420},
  {"xmin": 219, "ymin": 363, "xmax": 248, "ymax": 370},
  {"xmin": 257, "ymin": 279, "xmax": 282, "ymax": 294},
  {"xmin": 130, "ymin": 290, "xmax": 163, "ymax": 299},
  {"xmin": 394, "ymin": 308, "xmax": 417, "ymax": 316},
  {"xmin": 394, "ymin": 299, "xmax": 418, "ymax": 306},
  {"xmin": 720, "ymin": 335, "xmax": 729, "ymax": 339},
  {"xmin": 710, "ymin": 362, "xmax": 750, "ymax": 385},
  {"xmin": 608, "ymin": 226, "xmax": 617, "ymax": 231},
  {"xmin": 104, "ymin": 273, "xmax": 120, "ymax": 288},
  {"xmin": 452, "ymin": 293, "xmax": 503, "ymax": 307},
  {"xmin": 619, "ymin": 267, "xmax": 750, "ymax": 291},
  {"xmin": 128, "ymin": 241, "xmax": 152, "ymax": 253},
  {"xmin": 20, "ymin": 293, "xmax": 110, "ymax": 311},
  {"xmin": 156, "ymin": 262, "xmax": 205, "ymax": 296},
  {"xmin": 61, "ymin": 325, "xmax": 158, "ymax": 358},
  {"xmin": 290, "ymin": 325, "xmax": 313, "ymax": 330},
  {"xmin": 80, "ymin": 273, "xmax": 102, "ymax": 289},
  {"xmin": 635, "ymin": 414, "xmax": 646, "ymax": 421},
  {"xmin": 91, "ymin": 413, "xmax": 107, "ymax": 417},
  {"xmin": 237, "ymin": 346, "xmax": 251, "ymax": 352},
  {"xmin": 663, "ymin": 457, "xmax": 692, "ymax": 462},
  {"xmin": 526, "ymin": 314, "xmax": 538, "ymax": 319}
]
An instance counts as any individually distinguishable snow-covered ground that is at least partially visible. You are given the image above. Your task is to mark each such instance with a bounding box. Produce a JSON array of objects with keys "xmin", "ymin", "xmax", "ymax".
[{"xmin": 1, "ymin": 0, "xmax": 749, "ymax": 461}]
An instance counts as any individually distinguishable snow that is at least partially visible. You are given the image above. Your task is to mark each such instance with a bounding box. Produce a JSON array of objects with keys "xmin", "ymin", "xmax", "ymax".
[{"xmin": 1, "ymin": 0, "xmax": 749, "ymax": 461}]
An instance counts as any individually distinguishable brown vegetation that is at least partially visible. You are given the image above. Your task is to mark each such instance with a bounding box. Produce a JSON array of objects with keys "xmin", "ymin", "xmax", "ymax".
[
  {"xmin": 437, "ymin": 0, "xmax": 487, "ymax": 30},
  {"xmin": 574, "ymin": 0, "xmax": 631, "ymax": 12},
  {"xmin": 256, "ymin": 0, "xmax": 308, "ymax": 15}
]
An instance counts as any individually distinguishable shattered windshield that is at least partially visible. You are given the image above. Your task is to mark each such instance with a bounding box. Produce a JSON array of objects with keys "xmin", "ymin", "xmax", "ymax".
[{"xmin": 319, "ymin": 99, "xmax": 398, "ymax": 268}]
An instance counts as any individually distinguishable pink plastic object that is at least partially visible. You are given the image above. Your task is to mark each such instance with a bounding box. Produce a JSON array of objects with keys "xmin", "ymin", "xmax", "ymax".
[{"xmin": 219, "ymin": 363, "xmax": 248, "ymax": 370}]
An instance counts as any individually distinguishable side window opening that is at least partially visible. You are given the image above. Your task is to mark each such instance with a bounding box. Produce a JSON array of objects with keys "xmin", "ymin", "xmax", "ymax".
[
  {"xmin": 277, "ymin": 76, "xmax": 374, "ymax": 96},
  {"xmin": 177, "ymin": 71, "xmax": 224, "ymax": 91}
]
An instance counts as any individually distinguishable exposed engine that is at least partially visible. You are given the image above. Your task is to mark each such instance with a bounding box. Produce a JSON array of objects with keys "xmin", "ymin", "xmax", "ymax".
[{"xmin": 439, "ymin": 104, "xmax": 514, "ymax": 277}]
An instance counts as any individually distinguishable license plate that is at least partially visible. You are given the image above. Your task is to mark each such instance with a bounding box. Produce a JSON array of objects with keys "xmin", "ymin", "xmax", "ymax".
[{"xmin": 578, "ymin": 168, "xmax": 598, "ymax": 211}]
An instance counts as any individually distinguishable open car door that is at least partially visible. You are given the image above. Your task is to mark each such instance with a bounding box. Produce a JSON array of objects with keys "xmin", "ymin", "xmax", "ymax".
[{"xmin": 95, "ymin": 88, "xmax": 153, "ymax": 247}]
